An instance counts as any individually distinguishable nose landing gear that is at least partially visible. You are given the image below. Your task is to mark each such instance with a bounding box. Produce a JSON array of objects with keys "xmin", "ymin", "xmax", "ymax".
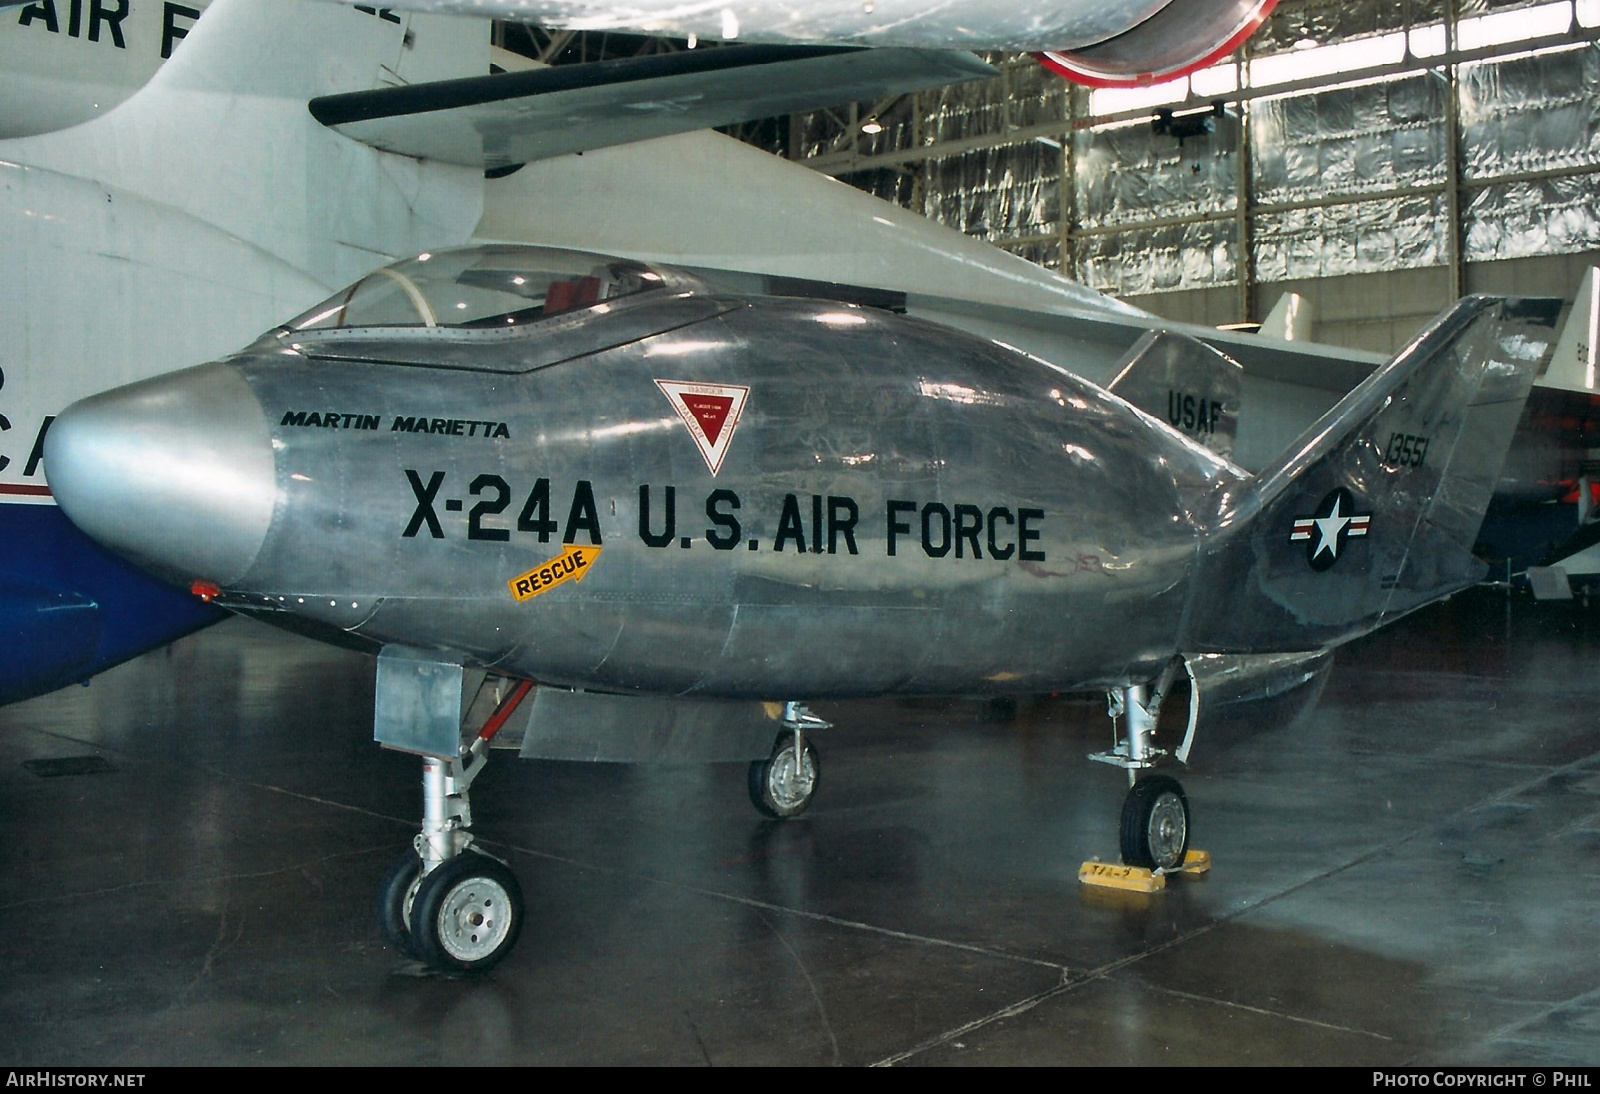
[{"xmin": 376, "ymin": 670, "xmax": 534, "ymax": 973}]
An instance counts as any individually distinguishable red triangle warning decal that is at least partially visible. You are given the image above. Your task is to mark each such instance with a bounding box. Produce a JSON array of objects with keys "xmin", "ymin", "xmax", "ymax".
[{"xmin": 656, "ymin": 380, "xmax": 750, "ymax": 476}]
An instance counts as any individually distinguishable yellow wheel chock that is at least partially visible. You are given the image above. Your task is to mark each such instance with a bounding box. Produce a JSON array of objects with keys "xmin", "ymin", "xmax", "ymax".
[{"xmin": 1078, "ymin": 849, "xmax": 1210, "ymax": 893}]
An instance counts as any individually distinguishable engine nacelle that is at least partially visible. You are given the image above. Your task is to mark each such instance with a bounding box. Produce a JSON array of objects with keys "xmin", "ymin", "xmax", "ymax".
[{"xmin": 1038, "ymin": 0, "xmax": 1278, "ymax": 87}]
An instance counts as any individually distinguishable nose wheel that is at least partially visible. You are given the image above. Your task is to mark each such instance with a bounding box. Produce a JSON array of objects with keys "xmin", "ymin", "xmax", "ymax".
[
  {"xmin": 749, "ymin": 728, "xmax": 821, "ymax": 818},
  {"xmin": 377, "ymin": 851, "xmax": 424, "ymax": 959},
  {"xmin": 409, "ymin": 851, "xmax": 524, "ymax": 972}
]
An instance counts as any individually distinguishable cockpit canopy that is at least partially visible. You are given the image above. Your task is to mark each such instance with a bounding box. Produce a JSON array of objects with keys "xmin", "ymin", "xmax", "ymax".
[
  {"xmin": 284, "ymin": 245, "xmax": 678, "ymax": 333},
  {"xmin": 268, "ymin": 245, "xmax": 727, "ymax": 375}
]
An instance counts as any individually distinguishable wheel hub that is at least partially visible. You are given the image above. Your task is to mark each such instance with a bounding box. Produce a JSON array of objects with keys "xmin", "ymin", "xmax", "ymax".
[
  {"xmin": 435, "ymin": 876, "xmax": 514, "ymax": 962},
  {"xmin": 1147, "ymin": 792, "xmax": 1187, "ymax": 869},
  {"xmin": 768, "ymin": 747, "xmax": 816, "ymax": 811}
]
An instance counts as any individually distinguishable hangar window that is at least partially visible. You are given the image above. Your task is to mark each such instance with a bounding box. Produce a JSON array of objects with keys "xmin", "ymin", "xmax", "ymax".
[{"xmin": 286, "ymin": 245, "xmax": 665, "ymax": 332}]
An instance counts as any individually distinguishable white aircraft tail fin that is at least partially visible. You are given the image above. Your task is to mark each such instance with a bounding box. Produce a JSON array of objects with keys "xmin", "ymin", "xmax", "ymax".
[
  {"xmin": 3, "ymin": 0, "xmax": 489, "ymax": 291},
  {"xmin": 1258, "ymin": 291, "xmax": 1314, "ymax": 342},
  {"xmin": 1541, "ymin": 267, "xmax": 1600, "ymax": 393}
]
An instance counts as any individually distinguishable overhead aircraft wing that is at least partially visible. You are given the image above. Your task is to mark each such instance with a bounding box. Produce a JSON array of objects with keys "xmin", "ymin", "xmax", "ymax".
[{"xmin": 310, "ymin": 44, "xmax": 996, "ymax": 169}]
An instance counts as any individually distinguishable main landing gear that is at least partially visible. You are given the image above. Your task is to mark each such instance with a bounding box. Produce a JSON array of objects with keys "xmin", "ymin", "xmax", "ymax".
[
  {"xmin": 748, "ymin": 702, "xmax": 827, "ymax": 818},
  {"xmin": 1082, "ymin": 676, "xmax": 1209, "ymax": 893},
  {"xmin": 378, "ymin": 678, "xmax": 533, "ymax": 973}
]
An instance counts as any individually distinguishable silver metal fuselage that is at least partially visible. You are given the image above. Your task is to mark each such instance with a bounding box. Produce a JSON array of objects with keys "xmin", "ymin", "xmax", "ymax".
[{"xmin": 48, "ymin": 290, "xmax": 1243, "ymax": 699}]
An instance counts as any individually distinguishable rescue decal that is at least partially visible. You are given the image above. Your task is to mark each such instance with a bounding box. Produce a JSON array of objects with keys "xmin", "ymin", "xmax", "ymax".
[
  {"xmin": 1290, "ymin": 487, "xmax": 1370, "ymax": 571},
  {"xmin": 509, "ymin": 544, "xmax": 602, "ymax": 603},
  {"xmin": 655, "ymin": 380, "xmax": 749, "ymax": 476}
]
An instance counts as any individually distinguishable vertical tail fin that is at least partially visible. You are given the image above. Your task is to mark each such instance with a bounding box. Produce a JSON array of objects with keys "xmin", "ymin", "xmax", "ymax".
[{"xmin": 1185, "ymin": 295, "xmax": 1560, "ymax": 653}]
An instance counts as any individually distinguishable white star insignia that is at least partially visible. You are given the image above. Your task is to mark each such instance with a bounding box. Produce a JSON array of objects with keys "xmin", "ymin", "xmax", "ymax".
[{"xmin": 1312, "ymin": 495, "xmax": 1351, "ymax": 560}]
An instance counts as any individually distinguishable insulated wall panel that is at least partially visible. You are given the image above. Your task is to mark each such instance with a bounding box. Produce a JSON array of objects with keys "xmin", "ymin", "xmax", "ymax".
[
  {"xmin": 1074, "ymin": 122, "xmax": 1237, "ymax": 228},
  {"xmin": 1078, "ymin": 219, "xmax": 1238, "ymax": 296},
  {"xmin": 922, "ymin": 141, "xmax": 1061, "ymax": 239},
  {"xmin": 1255, "ymin": 194, "xmax": 1448, "ymax": 280},
  {"xmin": 1251, "ymin": 76, "xmax": 1446, "ymax": 206},
  {"xmin": 1466, "ymin": 177, "xmax": 1600, "ymax": 259}
]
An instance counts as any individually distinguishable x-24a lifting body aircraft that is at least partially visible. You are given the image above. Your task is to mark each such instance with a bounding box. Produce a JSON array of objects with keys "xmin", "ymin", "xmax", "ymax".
[
  {"xmin": 7, "ymin": 0, "xmax": 1578, "ymax": 977},
  {"xmin": 46, "ymin": 244, "xmax": 1559, "ymax": 972}
]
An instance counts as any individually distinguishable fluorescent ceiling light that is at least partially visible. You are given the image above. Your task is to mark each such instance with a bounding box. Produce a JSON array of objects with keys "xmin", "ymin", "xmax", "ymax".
[
  {"xmin": 1457, "ymin": 1, "xmax": 1573, "ymax": 49},
  {"xmin": 1089, "ymin": 74, "xmax": 1188, "ymax": 116},
  {"xmin": 1248, "ymin": 30, "xmax": 1407, "ymax": 88},
  {"xmin": 1190, "ymin": 63, "xmax": 1240, "ymax": 97}
]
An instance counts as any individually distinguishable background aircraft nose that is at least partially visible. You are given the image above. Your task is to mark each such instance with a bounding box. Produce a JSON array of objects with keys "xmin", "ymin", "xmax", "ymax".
[{"xmin": 45, "ymin": 362, "xmax": 277, "ymax": 589}]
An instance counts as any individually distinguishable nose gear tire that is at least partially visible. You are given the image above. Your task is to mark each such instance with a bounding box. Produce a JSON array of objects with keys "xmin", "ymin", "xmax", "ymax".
[{"xmin": 409, "ymin": 850, "xmax": 525, "ymax": 973}]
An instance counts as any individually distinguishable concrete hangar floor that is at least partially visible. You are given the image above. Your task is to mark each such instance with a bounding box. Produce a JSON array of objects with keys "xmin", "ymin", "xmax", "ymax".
[{"xmin": 2, "ymin": 588, "xmax": 1598, "ymax": 1066}]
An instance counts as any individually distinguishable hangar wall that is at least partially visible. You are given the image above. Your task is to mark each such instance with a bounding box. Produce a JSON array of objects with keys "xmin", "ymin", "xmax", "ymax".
[{"xmin": 791, "ymin": 0, "xmax": 1600, "ymax": 358}]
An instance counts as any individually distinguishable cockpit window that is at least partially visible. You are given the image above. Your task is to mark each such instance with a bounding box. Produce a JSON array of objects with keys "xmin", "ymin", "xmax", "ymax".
[{"xmin": 285, "ymin": 245, "xmax": 665, "ymax": 333}]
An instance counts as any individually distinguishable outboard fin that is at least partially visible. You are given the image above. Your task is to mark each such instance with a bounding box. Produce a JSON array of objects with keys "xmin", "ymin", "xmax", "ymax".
[
  {"xmin": 1184, "ymin": 295, "xmax": 1560, "ymax": 653},
  {"xmin": 1107, "ymin": 330, "xmax": 1243, "ymax": 460},
  {"xmin": 1542, "ymin": 266, "xmax": 1600, "ymax": 393},
  {"xmin": 1258, "ymin": 291, "xmax": 1314, "ymax": 342}
]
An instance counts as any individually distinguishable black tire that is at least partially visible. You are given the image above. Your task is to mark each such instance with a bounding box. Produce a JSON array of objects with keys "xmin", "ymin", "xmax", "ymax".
[
  {"xmin": 410, "ymin": 851, "xmax": 525, "ymax": 973},
  {"xmin": 747, "ymin": 730, "xmax": 821, "ymax": 819},
  {"xmin": 1120, "ymin": 775, "xmax": 1190, "ymax": 871},
  {"xmin": 377, "ymin": 851, "xmax": 423, "ymax": 958}
]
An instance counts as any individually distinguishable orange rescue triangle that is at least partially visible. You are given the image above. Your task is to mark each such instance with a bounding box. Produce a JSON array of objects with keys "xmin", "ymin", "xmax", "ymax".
[{"xmin": 508, "ymin": 544, "xmax": 602, "ymax": 603}]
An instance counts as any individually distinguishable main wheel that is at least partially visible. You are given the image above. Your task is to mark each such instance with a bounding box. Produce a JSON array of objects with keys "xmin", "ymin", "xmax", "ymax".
[
  {"xmin": 748, "ymin": 730, "xmax": 820, "ymax": 819},
  {"xmin": 1120, "ymin": 775, "xmax": 1190, "ymax": 871},
  {"xmin": 377, "ymin": 851, "xmax": 423, "ymax": 958},
  {"xmin": 410, "ymin": 851, "xmax": 524, "ymax": 973}
]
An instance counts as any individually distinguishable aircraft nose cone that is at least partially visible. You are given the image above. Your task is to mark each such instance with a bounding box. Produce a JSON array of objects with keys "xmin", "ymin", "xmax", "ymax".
[{"xmin": 45, "ymin": 362, "xmax": 277, "ymax": 588}]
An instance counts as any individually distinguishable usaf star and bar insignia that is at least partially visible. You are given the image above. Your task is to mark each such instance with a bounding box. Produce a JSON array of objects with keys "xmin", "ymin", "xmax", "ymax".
[{"xmin": 1289, "ymin": 487, "xmax": 1371, "ymax": 571}]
